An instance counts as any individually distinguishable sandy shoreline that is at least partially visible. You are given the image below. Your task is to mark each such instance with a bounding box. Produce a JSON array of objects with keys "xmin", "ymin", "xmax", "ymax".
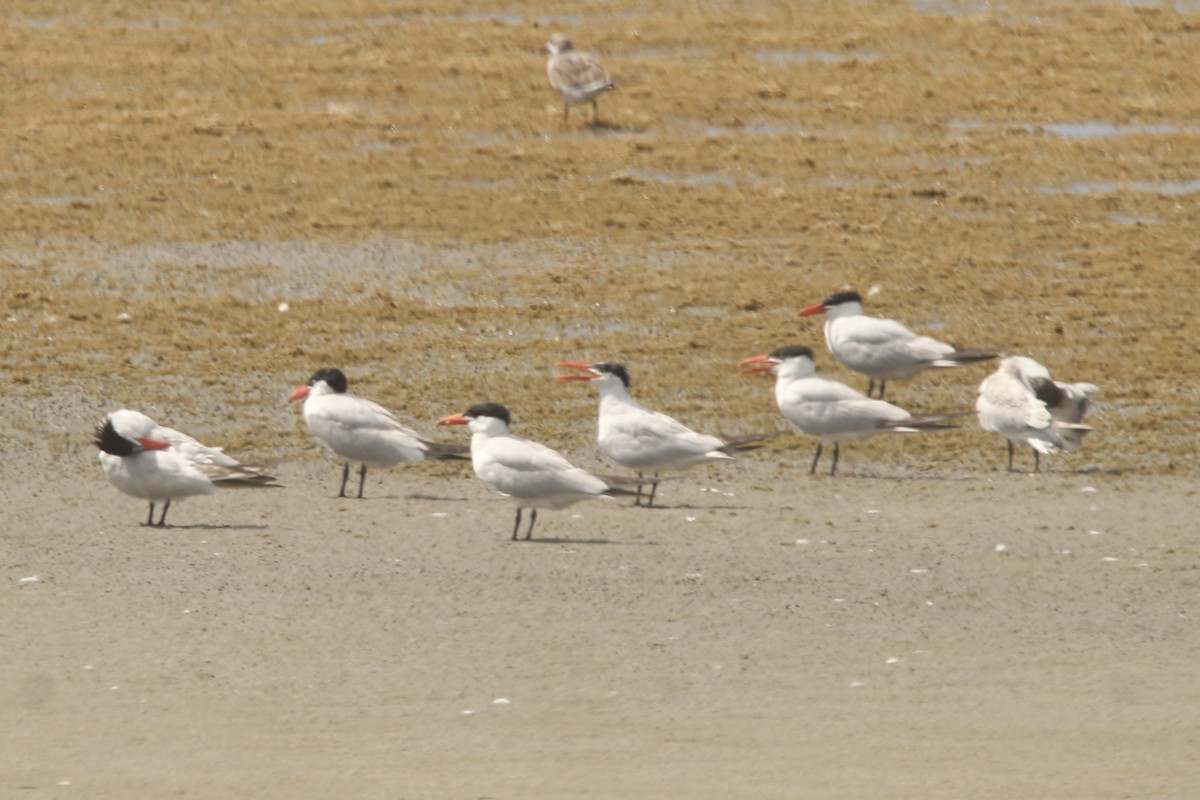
[
  {"xmin": 5, "ymin": 436, "xmax": 1199, "ymax": 798},
  {"xmin": 4, "ymin": 0, "xmax": 1199, "ymax": 796}
]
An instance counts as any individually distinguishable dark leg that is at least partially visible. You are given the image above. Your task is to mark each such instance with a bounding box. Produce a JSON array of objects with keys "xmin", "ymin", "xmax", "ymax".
[
  {"xmin": 357, "ymin": 463, "xmax": 367, "ymax": 499},
  {"xmin": 1006, "ymin": 441, "xmax": 1015, "ymax": 472},
  {"xmin": 524, "ymin": 509, "xmax": 538, "ymax": 540},
  {"xmin": 867, "ymin": 379, "xmax": 876, "ymax": 398},
  {"xmin": 878, "ymin": 380, "xmax": 887, "ymax": 399},
  {"xmin": 511, "ymin": 508, "xmax": 523, "ymax": 541},
  {"xmin": 829, "ymin": 442, "xmax": 840, "ymax": 476},
  {"xmin": 1033, "ymin": 450, "xmax": 1041, "ymax": 473},
  {"xmin": 156, "ymin": 500, "xmax": 171, "ymax": 527},
  {"xmin": 646, "ymin": 473, "xmax": 660, "ymax": 507},
  {"xmin": 338, "ymin": 463, "xmax": 350, "ymax": 497},
  {"xmin": 144, "ymin": 502, "xmax": 156, "ymax": 526},
  {"xmin": 809, "ymin": 443, "xmax": 823, "ymax": 474},
  {"xmin": 634, "ymin": 472, "xmax": 644, "ymax": 506}
]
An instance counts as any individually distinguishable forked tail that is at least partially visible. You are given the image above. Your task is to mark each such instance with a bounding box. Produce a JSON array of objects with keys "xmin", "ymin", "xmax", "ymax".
[
  {"xmin": 880, "ymin": 410, "xmax": 972, "ymax": 432},
  {"xmin": 933, "ymin": 348, "xmax": 999, "ymax": 367}
]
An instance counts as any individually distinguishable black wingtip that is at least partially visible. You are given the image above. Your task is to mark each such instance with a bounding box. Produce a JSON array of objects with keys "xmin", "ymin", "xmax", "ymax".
[
  {"xmin": 718, "ymin": 430, "xmax": 780, "ymax": 453},
  {"xmin": 948, "ymin": 349, "xmax": 1000, "ymax": 364},
  {"xmin": 211, "ymin": 474, "xmax": 284, "ymax": 488}
]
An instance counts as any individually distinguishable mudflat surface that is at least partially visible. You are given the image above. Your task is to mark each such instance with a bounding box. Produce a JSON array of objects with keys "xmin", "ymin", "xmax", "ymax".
[{"xmin": 3, "ymin": 1, "xmax": 1199, "ymax": 797}]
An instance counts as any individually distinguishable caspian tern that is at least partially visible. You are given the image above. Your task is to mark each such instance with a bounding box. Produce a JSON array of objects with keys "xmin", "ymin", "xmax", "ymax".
[
  {"xmin": 94, "ymin": 408, "xmax": 280, "ymax": 526},
  {"xmin": 976, "ymin": 356, "xmax": 1097, "ymax": 472},
  {"xmin": 546, "ymin": 33, "xmax": 614, "ymax": 124},
  {"xmin": 287, "ymin": 368, "xmax": 468, "ymax": 498},
  {"xmin": 438, "ymin": 402, "xmax": 632, "ymax": 540},
  {"xmin": 739, "ymin": 345, "xmax": 961, "ymax": 475},
  {"xmin": 797, "ymin": 290, "xmax": 997, "ymax": 398},
  {"xmin": 556, "ymin": 360, "xmax": 773, "ymax": 506}
]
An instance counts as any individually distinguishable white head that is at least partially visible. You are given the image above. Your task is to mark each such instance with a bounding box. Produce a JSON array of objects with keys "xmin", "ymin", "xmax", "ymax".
[
  {"xmin": 106, "ymin": 408, "xmax": 158, "ymax": 439},
  {"xmin": 288, "ymin": 367, "xmax": 348, "ymax": 404},
  {"xmin": 94, "ymin": 409, "xmax": 169, "ymax": 458},
  {"xmin": 1003, "ymin": 356, "xmax": 1051, "ymax": 382},
  {"xmin": 739, "ymin": 345, "xmax": 818, "ymax": 381},
  {"xmin": 546, "ymin": 33, "xmax": 574, "ymax": 55},
  {"xmin": 797, "ymin": 290, "xmax": 864, "ymax": 321},
  {"xmin": 556, "ymin": 361, "xmax": 633, "ymax": 396},
  {"xmin": 438, "ymin": 402, "xmax": 514, "ymax": 436}
]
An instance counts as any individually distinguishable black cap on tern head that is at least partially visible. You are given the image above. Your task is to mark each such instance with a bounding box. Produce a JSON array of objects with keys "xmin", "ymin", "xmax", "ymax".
[
  {"xmin": 465, "ymin": 402, "xmax": 512, "ymax": 426},
  {"xmin": 93, "ymin": 417, "xmax": 136, "ymax": 457},
  {"xmin": 821, "ymin": 290, "xmax": 863, "ymax": 308},
  {"xmin": 769, "ymin": 345, "xmax": 816, "ymax": 362},
  {"xmin": 308, "ymin": 367, "xmax": 348, "ymax": 393},
  {"xmin": 592, "ymin": 362, "xmax": 631, "ymax": 389}
]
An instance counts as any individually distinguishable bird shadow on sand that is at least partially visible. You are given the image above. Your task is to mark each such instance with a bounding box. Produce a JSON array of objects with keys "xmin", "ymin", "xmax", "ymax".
[
  {"xmin": 624, "ymin": 502, "xmax": 751, "ymax": 511},
  {"xmin": 518, "ymin": 536, "xmax": 621, "ymax": 545},
  {"xmin": 996, "ymin": 465, "xmax": 1130, "ymax": 478},
  {"xmin": 583, "ymin": 119, "xmax": 645, "ymax": 135},
  {"xmin": 149, "ymin": 523, "xmax": 270, "ymax": 531},
  {"xmin": 517, "ymin": 536, "xmax": 660, "ymax": 546},
  {"xmin": 833, "ymin": 472, "xmax": 981, "ymax": 483},
  {"xmin": 835, "ymin": 465, "xmax": 1125, "ymax": 481},
  {"xmin": 324, "ymin": 494, "xmax": 472, "ymax": 502}
]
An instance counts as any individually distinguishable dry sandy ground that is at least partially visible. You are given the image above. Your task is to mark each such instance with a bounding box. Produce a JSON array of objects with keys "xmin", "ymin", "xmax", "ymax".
[
  {"xmin": 3, "ymin": 0, "xmax": 1200, "ymax": 797},
  {"xmin": 5, "ymin": 452, "xmax": 1200, "ymax": 799}
]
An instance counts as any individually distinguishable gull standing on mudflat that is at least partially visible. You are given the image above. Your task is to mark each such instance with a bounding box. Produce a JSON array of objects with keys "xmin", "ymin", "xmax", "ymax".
[
  {"xmin": 798, "ymin": 289, "xmax": 997, "ymax": 398},
  {"xmin": 557, "ymin": 360, "xmax": 773, "ymax": 506},
  {"xmin": 95, "ymin": 408, "xmax": 280, "ymax": 526},
  {"xmin": 545, "ymin": 32, "xmax": 614, "ymax": 125},
  {"xmin": 438, "ymin": 402, "xmax": 633, "ymax": 540},
  {"xmin": 739, "ymin": 346, "xmax": 961, "ymax": 475},
  {"xmin": 288, "ymin": 368, "xmax": 468, "ymax": 498},
  {"xmin": 976, "ymin": 356, "xmax": 1097, "ymax": 472}
]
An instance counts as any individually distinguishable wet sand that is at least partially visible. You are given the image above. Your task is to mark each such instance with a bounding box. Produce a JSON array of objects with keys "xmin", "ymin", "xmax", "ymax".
[{"xmin": 3, "ymin": 0, "xmax": 1199, "ymax": 797}]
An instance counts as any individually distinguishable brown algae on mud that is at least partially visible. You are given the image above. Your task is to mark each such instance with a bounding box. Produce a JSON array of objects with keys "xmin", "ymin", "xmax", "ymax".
[{"xmin": 2, "ymin": 0, "xmax": 1198, "ymax": 473}]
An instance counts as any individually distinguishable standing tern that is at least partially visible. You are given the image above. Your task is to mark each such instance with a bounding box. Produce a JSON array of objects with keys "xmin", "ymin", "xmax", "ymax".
[
  {"xmin": 739, "ymin": 345, "xmax": 961, "ymax": 475},
  {"xmin": 556, "ymin": 360, "xmax": 773, "ymax": 506},
  {"xmin": 976, "ymin": 356, "xmax": 1097, "ymax": 472},
  {"xmin": 95, "ymin": 408, "xmax": 280, "ymax": 526},
  {"xmin": 438, "ymin": 402, "xmax": 633, "ymax": 540},
  {"xmin": 545, "ymin": 33, "xmax": 614, "ymax": 125},
  {"xmin": 797, "ymin": 289, "xmax": 997, "ymax": 398},
  {"xmin": 287, "ymin": 367, "xmax": 468, "ymax": 498}
]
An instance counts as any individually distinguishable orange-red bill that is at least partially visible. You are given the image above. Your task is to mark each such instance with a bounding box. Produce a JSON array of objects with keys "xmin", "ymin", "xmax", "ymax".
[
  {"xmin": 738, "ymin": 354, "xmax": 775, "ymax": 375},
  {"xmin": 796, "ymin": 303, "xmax": 826, "ymax": 317},
  {"xmin": 286, "ymin": 385, "xmax": 310, "ymax": 403},
  {"xmin": 555, "ymin": 361, "xmax": 595, "ymax": 381},
  {"xmin": 438, "ymin": 412, "xmax": 469, "ymax": 426}
]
